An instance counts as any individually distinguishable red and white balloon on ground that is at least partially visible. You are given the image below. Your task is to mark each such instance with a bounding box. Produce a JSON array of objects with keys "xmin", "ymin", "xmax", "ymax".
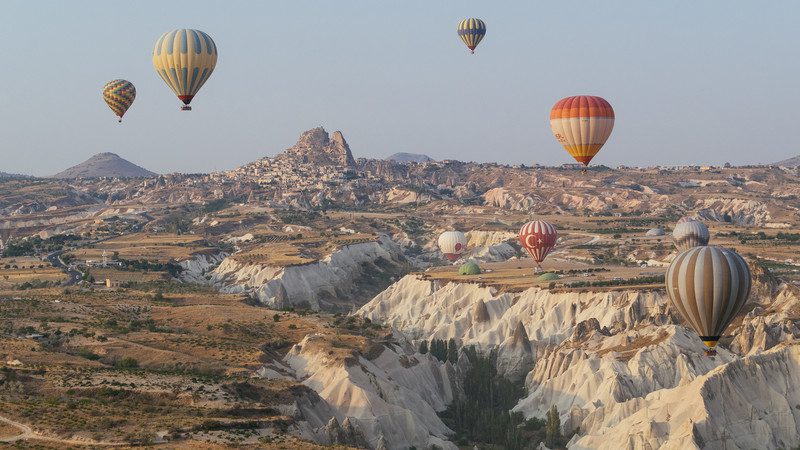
[{"xmin": 438, "ymin": 231, "xmax": 467, "ymax": 262}]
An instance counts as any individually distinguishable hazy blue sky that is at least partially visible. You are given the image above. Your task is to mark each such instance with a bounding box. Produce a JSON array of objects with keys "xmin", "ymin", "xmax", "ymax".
[{"xmin": 1, "ymin": 1, "xmax": 799, "ymax": 176}]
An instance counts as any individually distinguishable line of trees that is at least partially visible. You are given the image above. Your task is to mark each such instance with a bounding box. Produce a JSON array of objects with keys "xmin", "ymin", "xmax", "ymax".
[
  {"xmin": 439, "ymin": 346, "xmax": 531, "ymax": 448},
  {"xmin": 419, "ymin": 338, "xmax": 458, "ymax": 364},
  {"xmin": 566, "ymin": 274, "xmax": 665, "ymax": 288}
]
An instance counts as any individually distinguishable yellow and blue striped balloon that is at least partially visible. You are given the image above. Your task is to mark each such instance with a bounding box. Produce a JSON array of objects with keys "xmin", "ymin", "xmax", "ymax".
[
  {"xmin": 152, "ymin": 29, "xmax": 217, "ymax": 111},
  {"xmin": 457, "ymin": 18, "xmax": 486, "ymax": 54},
  {"xmin": 102, "ymin": 79, "xmax": 136, "ymax": 122}
]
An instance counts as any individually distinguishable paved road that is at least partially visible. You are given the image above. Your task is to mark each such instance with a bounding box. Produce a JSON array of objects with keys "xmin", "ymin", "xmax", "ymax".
[
  {"xmin": 46, "ymin": 250, "xmax": 82, "ymax": 286},
  {"xmin": 46, "ymin": 234, "xmax": 125, "ymax": 286}
]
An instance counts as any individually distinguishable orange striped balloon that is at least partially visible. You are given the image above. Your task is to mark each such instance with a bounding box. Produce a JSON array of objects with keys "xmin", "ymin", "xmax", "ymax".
[{"xmin": 550, "ymin": 96, "xmax": 614, "ymax": 168}]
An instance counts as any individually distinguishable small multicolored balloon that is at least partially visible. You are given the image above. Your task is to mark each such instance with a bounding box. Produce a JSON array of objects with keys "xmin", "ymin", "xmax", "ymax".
[
  {"xmin": 102, "ymin": 79, "xmax": 136, "ymax": 122},
  {"xmin": 457, "ymin": 18, "xmax": 486, "ymax": 54}
]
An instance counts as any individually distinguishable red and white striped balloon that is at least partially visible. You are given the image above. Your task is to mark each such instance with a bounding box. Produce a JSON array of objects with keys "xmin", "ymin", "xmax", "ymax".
[{"xmin": 519, "ymin": 220, "xmax": 558, "ymax": 264}]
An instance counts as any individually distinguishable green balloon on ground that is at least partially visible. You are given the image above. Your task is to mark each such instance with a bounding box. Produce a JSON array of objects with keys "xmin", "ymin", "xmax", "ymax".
[
  {"xmin": 458, "ymin": 262, "xmax": 481, "ymax": 275},
  {"xmin": 537, "ymin": 272, "xmax": 560, "ymax": 282}
]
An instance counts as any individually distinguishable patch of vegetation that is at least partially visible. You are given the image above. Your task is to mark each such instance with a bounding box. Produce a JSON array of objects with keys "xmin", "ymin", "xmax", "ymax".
[
  {"xmin": 120, "ymin": 280, "xmax": 216, "ymax": 294},
  {"xmin": 439, "ymin": 346, "xmax": 530, "ymax": 448},
  {"xmin": 117, "ymin": 259, "xmax": 184, "ymax": 277},
  {"xmin": 277, "ymin": 209, "xmax": 321, "ymax": 225},
  {"xmin": 2, "ymin": 234, "xmax": 81, "ymax": 257},
  {"xmin": 114, "ymin": 357, "xmax": 140, "ymax": 369},
  {"xmin": 566, "ymin": 274, "xmax": 665, "ymax": 288}
]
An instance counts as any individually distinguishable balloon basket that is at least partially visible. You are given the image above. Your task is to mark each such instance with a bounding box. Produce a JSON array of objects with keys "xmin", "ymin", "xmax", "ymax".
[
  {"xmin": 704, "ymin": 349, "xmax": 717, "ymax": 357},
  {"xmin": 181, "ymin": 105, "xmax": 192, "ymax": 111}
]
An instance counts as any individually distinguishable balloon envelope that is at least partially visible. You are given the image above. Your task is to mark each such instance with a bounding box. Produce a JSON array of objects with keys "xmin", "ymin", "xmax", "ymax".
[
  {"xmin": 457, "ymin": 18, "xmax": 486, "ymax": 53},
  {"xmin": 102, "ymin": 79, "xmax": 136, "ymax": 121},
  {"xmin": 438, "ymin": 231, "xmax": 467, "ymax": 261},
  {"xmin": 519, "ymin": 220, "xmax": 558, "ymax": 264},
  {"xmin": 665, "ymin": 246, "xmax": 751, "ymax": 351},
  {"xmin": 673, "ymin": 220, "xmax": 710, "ymax": 252},
  {"xmin": 550, "ymin": 96, "xmax": 614, "ymax": 167},
  {"xmin": 153, "ymin": 29, "xmax": 218, "ymax": 108}
]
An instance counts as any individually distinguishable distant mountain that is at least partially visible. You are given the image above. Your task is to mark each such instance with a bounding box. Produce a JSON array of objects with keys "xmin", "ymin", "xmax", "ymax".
[
  {"xmin": 52, "ymin": 152, "xmax": 156, "ymax": 179},
  {"xmin": 775, "ymin": 155, "xmax": 800, "ymax": 167},
  {"xmin": 387, "ymin": 152, "xmax": 434, "ymax": 163}
]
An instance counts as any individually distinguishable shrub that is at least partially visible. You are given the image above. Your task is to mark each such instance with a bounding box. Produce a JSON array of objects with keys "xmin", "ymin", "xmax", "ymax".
[{"xmin": 115, "ymin": 357, "xmax": 139, "ymax": 369}]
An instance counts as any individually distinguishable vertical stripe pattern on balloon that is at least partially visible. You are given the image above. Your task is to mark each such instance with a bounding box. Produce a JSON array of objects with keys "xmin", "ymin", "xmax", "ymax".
[
  {"xmin": 672, "ymin": 220, "xmax": 710, "ymax": 252},
  {"xmin": 457, "ymin": 18, "xmax": 486, "ymax": 52},
  {"xmin": 665, "ymin": 246, "xmax": 751, "ymax": 349},
  {"xmin": 153, "ymin": 29, "xmax": 218, "ymax": 105}
]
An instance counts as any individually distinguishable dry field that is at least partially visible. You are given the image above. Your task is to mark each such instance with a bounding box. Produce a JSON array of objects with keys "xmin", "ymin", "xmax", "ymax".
[
  {"xmin": 0, "ymin": 257, "xmax": 65, "ymax": 288},
  {"xmin": 232, "ymin": 233, "xmax": 376, "ymax": 267},
  {"xmin": 89, "ymin": 267, "xmax": 168, "ymax": 283},
  {"xmin": 67, "ymin": 233, "xmax": 212, "ymax": 263},
  {"xmin": 423, "ymin": 258, "xmax": 665, "ymax": 293},
  {"xmin": 0, "ymin": 286, "xmax": 366, "ymax": 447}
]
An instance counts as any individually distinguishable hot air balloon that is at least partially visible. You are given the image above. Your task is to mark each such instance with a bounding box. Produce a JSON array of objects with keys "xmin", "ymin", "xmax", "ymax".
[
  {"xmin": 102, "ymin": 79, "xmax": 136, "ymax": 122},
  {"xmin": 550, "ymin": 96, "xmax": 614, "ymax": 173},
  {"xmin": 152, "ymin": 29, "xmax": 217, "ymax": 111},
  {"xmin": 676, "ymin": 216, "xmax": 698, "ymax": 225},
  {"xmin": 457, "ymin": 18, "xmax": 486, "ymax": 54},
  {"xmin": 673, "ymin": 219, "xmax": 710, "ymax": 252},
  {"xmin": 665, "ymin": 246, "xmax": 751, "ymax": 356},
  {"xmin": 519, "ymin": 220, "xmax": 558, "ymax": 268},
  {"xmin": 438, "ymin": 231, "xmax": 467, "ymax": 262}
]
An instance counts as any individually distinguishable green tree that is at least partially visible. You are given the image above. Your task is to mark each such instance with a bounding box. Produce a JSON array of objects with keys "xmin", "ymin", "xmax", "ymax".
[
  {"xmin": 273, "ymin": 314, "xmax": 281, "ymax": 322},
  {"xmin": 419, "ymin": 340, "xmax": 428, "ymax": 354},
  {"xmin": 430, "ymin": 339, "xmax": 448, "ymax": 362},
  {"xmin": 447, "ymin": 338, "xmax": 459, "ymax": 364},
  {"xmin": 545, "ymin": 404, "xmax": 561, "ymax": 448}
]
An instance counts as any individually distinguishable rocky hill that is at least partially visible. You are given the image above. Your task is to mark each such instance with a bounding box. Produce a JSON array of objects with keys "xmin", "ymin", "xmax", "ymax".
[
  {"xmin": 776, "ymin": 155, "xmax": 800, "ymax": 167},
  {"xmin": 51, "ymin": 152, "xmax": 156, "ymax": 179},
  {"xmin": 355, "ymin": 265, "xmax": 800, "ymax": 449},
  {"xmin": 387, "ymin": 152, "xmax": 434, "ymax": 163},
  {"xmin": 284, "ymin": 127, "xmax": 356, "ymax": 167}
]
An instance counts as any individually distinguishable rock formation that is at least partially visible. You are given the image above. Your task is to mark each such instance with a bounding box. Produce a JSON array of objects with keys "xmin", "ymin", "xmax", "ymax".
[{"xmin": 284, "ymin": 127, "xmax": 356, "ymax": 167}]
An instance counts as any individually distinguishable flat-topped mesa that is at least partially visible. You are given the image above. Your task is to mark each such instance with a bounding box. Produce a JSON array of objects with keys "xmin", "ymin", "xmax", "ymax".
[{"xmin": 285, "ymin": 127, "xmax": 356, "ymax": 168}]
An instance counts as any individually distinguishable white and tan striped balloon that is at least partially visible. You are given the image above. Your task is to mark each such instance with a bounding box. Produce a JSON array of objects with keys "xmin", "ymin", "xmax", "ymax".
[
  {"xmin": 672, "ymin": 220, "xmax": 710, "ymax": 252},
  {"xmin": 665, "ymin": 246, "xmax": 751, "ymax": 350}
]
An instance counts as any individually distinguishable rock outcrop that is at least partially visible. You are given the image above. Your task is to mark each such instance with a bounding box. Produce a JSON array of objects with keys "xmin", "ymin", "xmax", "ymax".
[
  {"xmin": 209, "ymin": 236, "xmax": 407, "ymax": 310},
  {"xmin": 284, "ymin": 333, "xmax": 457, "ymax": 449},
  {"xmin": 285, "ymin": 127, "xmax": 356, "ymax": 167},
  {"xmin": 357, "ymin": 270, "xmax": 800, "ymax": 448}
]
